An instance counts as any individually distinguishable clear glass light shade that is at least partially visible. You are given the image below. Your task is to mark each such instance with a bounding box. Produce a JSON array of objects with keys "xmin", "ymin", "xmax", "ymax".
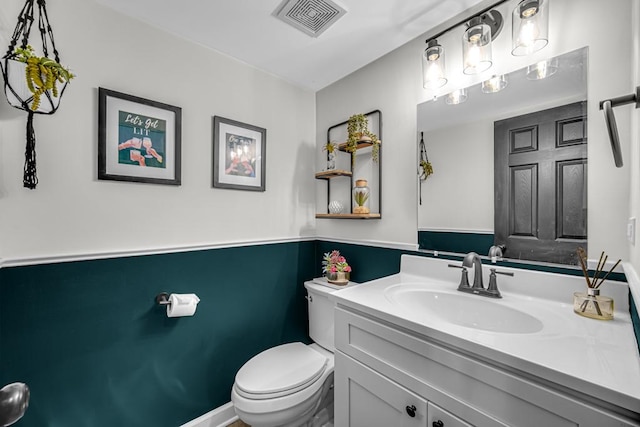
[
  {"xmin": 527, "ymin": 57, "xmax": 558, "ymax": 80},
  {"xmin": 422, "ymin": 41, "xmax": 447, "ymax": 89},
  {"xmin": 463, "ymin": 21, "xmax": 493, "ymax": 74},
  {"xmin": 482, "ymin": 74, "xmax": 508, "ymax": 93},
  {"xmin": 512, "ymin": 0, "xmax": 549, "ymax": 56},
  {"xmin": 446, "ymin": 88, "xmax": 468, "ymax": 105}
]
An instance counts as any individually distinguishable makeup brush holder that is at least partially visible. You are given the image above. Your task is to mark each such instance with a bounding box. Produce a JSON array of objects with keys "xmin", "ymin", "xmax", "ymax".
[{"xmin": 573, "ymin": 288, "xmax": 614, "ymax": 320}]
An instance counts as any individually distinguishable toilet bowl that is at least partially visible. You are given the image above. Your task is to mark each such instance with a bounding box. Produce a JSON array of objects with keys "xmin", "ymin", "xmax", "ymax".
[
  {"xmin": 231, "ymin": 281, "xmax": 341, "ymax": 427},
  {"xmin": 232, "ymin": 343, "xmax": 334, "ymax": 427}
]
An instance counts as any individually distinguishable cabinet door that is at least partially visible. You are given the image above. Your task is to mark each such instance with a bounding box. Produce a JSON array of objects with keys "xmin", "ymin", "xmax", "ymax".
[{"xmin": 335, "ymin": 352, "xmax": 427, "ymax": 427}]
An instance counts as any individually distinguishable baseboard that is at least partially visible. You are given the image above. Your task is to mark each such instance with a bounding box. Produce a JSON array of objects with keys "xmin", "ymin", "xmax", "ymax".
[{"xmin": 180, "ymin": 402, "xmax": 238, "ymax": 427}]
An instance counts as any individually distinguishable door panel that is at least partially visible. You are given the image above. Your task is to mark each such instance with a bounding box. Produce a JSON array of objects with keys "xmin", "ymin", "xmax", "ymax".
[{"xmin": 495, "ymin": 101, "xmax": 587, "ymax": 264}]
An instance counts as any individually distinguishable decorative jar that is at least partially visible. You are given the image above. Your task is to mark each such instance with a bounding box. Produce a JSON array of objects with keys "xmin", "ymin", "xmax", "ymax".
[{"xmin": 352, "ymin": 179, "xmax": 370, "ymax": 214}]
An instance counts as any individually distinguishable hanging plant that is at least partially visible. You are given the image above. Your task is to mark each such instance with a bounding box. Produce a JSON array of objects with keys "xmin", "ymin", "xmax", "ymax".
[
  {"xmin": 346, "ymin": 113, "xmax": 380, "ymax": 168},
  {"xmin": 0, "ymin": 0, "xmax": 74, "ymax": 189},
  {"xmin": 418, "ymin": 132, "xmax": 433, "ymax": 205},
  {"xmin": 12, "ymin": 45, "xmax": 74, "ymax": 111},
  {"xmin": 419, "ymin": 159, "xmax": 433, "ymax": 180},
  {"xmin": 418, "ymin": 132, "xmax": 433, "ymax": 181}
]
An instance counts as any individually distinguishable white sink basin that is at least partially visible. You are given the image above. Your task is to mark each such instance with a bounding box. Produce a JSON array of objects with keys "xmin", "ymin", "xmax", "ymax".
[{"xmin": 385, "ymin": 284, "xmax": 544, "ymax": 334}]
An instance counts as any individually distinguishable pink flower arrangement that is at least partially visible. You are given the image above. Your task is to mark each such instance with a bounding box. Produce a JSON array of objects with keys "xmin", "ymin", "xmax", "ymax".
[{"xmin": 322, "ymin": 250, "xmax": 352, "ymax": 274}]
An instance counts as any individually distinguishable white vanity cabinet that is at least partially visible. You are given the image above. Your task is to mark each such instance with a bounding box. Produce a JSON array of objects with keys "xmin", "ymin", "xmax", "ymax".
[{"xmin": 334, "ymin": 305, "xmax": 640, "ymax": 427}]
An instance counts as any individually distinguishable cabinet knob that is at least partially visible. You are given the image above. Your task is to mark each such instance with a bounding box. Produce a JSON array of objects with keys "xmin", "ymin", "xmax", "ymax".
[
  {"xmin": 433, "ymin": 420, "xmax": 444, "ymax": 427},
  {"xmin": 405, "ymin": 405, "xmax": 416, "ymax": 417}
]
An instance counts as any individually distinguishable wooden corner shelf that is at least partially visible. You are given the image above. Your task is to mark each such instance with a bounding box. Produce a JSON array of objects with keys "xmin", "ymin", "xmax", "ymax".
[
  {"xmin": 318, "ymin": 110, "xmax": 382, "ymax": 220},
  {"xmin": 337, "ymin": 139, "xmax": 381, "ymax": 152},
  {"xmin": 315, "ymin": 170, "xmax": 353, "ymax": 179},
  {"xmin": 315, "ymin": 213, "xmax": 381, "ymax": 219}
]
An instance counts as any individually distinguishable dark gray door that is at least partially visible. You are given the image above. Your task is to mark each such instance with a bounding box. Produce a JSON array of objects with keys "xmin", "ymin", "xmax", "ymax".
[{"xmin": 494, "ymin": 101, "xmax": 587, "ymax": 265}]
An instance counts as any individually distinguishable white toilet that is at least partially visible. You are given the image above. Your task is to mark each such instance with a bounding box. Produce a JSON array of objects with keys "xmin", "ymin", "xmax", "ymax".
[{"xmin": 231, "ymin": 281, "xmax": 339, "ymax": 427}]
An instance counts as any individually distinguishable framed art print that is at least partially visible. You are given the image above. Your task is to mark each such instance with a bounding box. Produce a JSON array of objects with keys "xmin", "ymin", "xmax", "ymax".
[
  {"xmin": 98, "ymin": 88, "xmax": 181, "ymax": 185},
  {"xmin": 212, "ymin": 116, "xmax": 266, "ymax": 191}
]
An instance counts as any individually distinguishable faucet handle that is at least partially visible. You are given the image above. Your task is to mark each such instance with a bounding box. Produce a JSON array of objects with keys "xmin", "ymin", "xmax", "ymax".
[
  {"xmin": 448, "ymin": 264, "xmax": 471, "ymax": 289},
  {"xmin": 487, "ymin": 268, "xmax": 513, "ymax": 298},
  {"xmin": 487, "ymin": 269, "xmax": 501, "ymax": 298},
  {"xmin": 458, "ymin": 267, "xmax": 470, "ymax": 290}
]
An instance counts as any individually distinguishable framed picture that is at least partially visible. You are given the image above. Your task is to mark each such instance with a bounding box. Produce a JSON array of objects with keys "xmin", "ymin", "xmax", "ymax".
[
  {"xmin": 98, "ymin": 88, "xmax": 181, "ymax": 185},
  {"xmin": 213, "ymin": 116, "xmax": 266, "ymax": 191}
]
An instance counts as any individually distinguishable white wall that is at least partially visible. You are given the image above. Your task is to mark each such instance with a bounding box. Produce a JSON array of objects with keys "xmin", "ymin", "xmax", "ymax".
[
  {"xmin": 317, "ymin": 0, "xmax": 634, "ymax": 262},
  {"xmin": 418, "ymin": 120, "xmax": 493, "ymax": 232},
  {"xmin": 630, "ymin": 0, "xmax": 640, "ymax": 270},
  {"xmin": 0, "ymin": 0, "xmax": 316, "ymax": 261}
]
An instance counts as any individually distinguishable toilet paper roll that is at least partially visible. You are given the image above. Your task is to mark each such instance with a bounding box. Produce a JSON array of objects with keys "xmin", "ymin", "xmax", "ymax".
[{"xmin": 167, "ymin": 293, "xmax": 200, "ymax": 318}]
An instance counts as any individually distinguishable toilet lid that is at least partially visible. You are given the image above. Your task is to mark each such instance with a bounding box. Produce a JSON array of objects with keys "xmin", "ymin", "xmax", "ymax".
[{"xmin": 235, "ymin": 342, "xmax": 328, "ymax": 397}]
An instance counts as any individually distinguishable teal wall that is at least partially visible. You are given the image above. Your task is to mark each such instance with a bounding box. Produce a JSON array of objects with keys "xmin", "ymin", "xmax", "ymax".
[
  {"xmin": 0, "ymin": 242, "xmax": 315, "ymax": 427},
  {"xmin": 1, "ymin": 240, "xmax": 637, "ymax": 427},
  {"xmin": 418, "ymin": 230, "xmax": 494, "ymax": 255},
  {"xmin": 632, "ymin": 294, "xmax": 640, "ymax": 353}
]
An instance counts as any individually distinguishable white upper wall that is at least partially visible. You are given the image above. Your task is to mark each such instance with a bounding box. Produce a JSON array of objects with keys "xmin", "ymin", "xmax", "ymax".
[
  {"xmin": 0, "ymin": 0, "xmax": 316, "ymax": 261},
  {"xmin": 630, "ymin": 0, "xmax": 640, "ymax": 270},
  {"xmin": 317, "ymin": 0, "xmax": 634, "ymax": 262}
]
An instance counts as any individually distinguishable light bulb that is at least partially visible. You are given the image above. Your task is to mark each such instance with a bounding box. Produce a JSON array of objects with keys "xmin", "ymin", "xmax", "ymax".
[
  {"xmin": 446, "ymin": 88, "xmax": 468, "ymax": 105},
  {"xmin": 463, "ymin": 21, "xmax": 492, "ymax": 74},
  {"xmin": 518, "ymin": 20, "xmax": 539, "ymax": 51},
  {"xmin": 466, "ymin": 43, "xmax": 482, "ymax": 70},
  {"xmin": 512, "ymin": 0, "xmax": 548, "ymax": 56},
  {"xmin": 527, "ymin": 57, "xmax": 558, "ymax": 80},
  {"xmin": 482, "ymin": 74, "xmax": 507, "ymax": 93},
  {"xmin": 422, "ymin": 40, "xmax": 447, "ymax": 89}
]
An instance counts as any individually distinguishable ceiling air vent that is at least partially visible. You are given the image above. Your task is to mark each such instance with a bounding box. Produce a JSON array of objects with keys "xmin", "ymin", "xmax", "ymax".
[{"xmin": 274, "ymin": 0, "xmax": 347, "ymax": 38}]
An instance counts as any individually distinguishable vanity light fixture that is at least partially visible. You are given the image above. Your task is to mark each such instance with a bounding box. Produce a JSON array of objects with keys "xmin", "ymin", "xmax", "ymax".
[
  {"xmin": 512, "ymin": 0, "xmax": 549, "ymax": 56},
  {"xmin": 422, "ymin": 39, "xmax": 448, "ymax": 89},
  {"xmin": 526, "ymin": 56, "xmax": 558, "ymax": 80},
  {"xmin": 445, "ymin": 88, "xmax": 468, "ymax": 105},
  {"xmin": 462, "ymin": 10, "xmax": 503, "ymax": 75},
  {"xmin": 482, "ymin": 74, "xmax": 508, "ymax": 93},
  {"xmin": 421, "ymin": 0, "xmax": 551, "ymax": 92}
]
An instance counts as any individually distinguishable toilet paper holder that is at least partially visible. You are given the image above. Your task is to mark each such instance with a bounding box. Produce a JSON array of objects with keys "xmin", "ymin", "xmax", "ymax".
[{"xmin": 155, "ymin": 292, "xmax": 171, "ymax": 307}]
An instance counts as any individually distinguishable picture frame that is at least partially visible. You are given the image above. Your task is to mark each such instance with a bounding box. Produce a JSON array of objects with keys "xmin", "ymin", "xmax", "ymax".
[
  {"xmin": 212, "ymin": 116, "xmax": 266, "ymax": 191},
  {"xmin": 98, "ymin": 88, "xmax": 182, "ymax": 185}
]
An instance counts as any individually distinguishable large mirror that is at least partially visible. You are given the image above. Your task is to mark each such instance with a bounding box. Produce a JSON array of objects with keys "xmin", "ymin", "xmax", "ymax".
[{"xmin": 417, "ymin": 47, "xmax": 588, "ymax": 266}]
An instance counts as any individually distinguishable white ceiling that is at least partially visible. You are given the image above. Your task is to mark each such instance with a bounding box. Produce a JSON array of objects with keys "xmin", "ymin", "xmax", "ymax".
[{"xmin": 94, "ymin": 0, "xmax": 486, "ymax": 91}]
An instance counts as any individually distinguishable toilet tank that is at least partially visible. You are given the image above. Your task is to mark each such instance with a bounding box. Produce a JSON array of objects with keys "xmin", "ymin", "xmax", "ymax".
[{"xmin": 304, "ymin": 281, "xmax": 338, "ymax": 352}]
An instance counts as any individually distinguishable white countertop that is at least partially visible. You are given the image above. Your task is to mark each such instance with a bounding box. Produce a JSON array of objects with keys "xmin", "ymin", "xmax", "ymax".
[{"xmin": 330, "ymin": 255, "xmax": 640, "ymax": 415}]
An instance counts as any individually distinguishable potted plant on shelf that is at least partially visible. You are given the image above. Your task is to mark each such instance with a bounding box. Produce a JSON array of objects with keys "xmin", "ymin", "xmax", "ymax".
[
  {"xmin": 345, "ymin": 113, "xmax": 380, "ymax": 168},
  {"xmin": 352, "ymin": 179, "xmax": 370, "ymax": 214},
  {"xmin": 322, "ymin": 140, "xmax": 338, "ymax": 170},
  {"xmin": 5, "ymin": 45, "xmax": 75, "ymax": 112},
  {"xmin": 322, "ymin": 250, "xmax": 352, "ymax": 285}
]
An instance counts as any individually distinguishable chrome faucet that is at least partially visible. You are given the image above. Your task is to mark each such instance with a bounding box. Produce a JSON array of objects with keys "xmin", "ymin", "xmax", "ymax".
[
  {"xmin": 462, "ymin": 252, "xmax": 484, "ymax": 290},
  {"xmin": 446, "ymin": 252, "xmax": 513, "ymax": 299}
]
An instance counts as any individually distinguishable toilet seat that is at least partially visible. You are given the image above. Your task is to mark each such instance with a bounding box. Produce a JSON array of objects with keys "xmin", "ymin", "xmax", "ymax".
[{"xmin": 234, "ymin": 342, "xmax": 328, "ymax": 399}]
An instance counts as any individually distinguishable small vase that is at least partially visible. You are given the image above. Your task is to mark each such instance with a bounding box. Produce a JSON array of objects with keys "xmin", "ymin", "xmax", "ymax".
[
  {"xmin": 326, "ymin": 151, "xmax": 336, "ymax": 170},
  {"xmin": 328, "ymin": 200, "xmax": 344, "ymax": 214},
  {"xmin": 327, "ymin": 271, "xmax": 349, "ymax": 285},
  {"xmin": 352, "ymin": 179, "xmax": 370, "ymax": 214},
  {"xmin": 573, "ymin": 288, "xmax": 614, "ymax": 320}
]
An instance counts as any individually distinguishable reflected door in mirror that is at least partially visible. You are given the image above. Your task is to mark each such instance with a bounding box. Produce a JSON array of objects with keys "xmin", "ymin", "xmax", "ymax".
[{"xmin": 494, "ymin": 101, "xmax": 587, "ymax": 265}]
